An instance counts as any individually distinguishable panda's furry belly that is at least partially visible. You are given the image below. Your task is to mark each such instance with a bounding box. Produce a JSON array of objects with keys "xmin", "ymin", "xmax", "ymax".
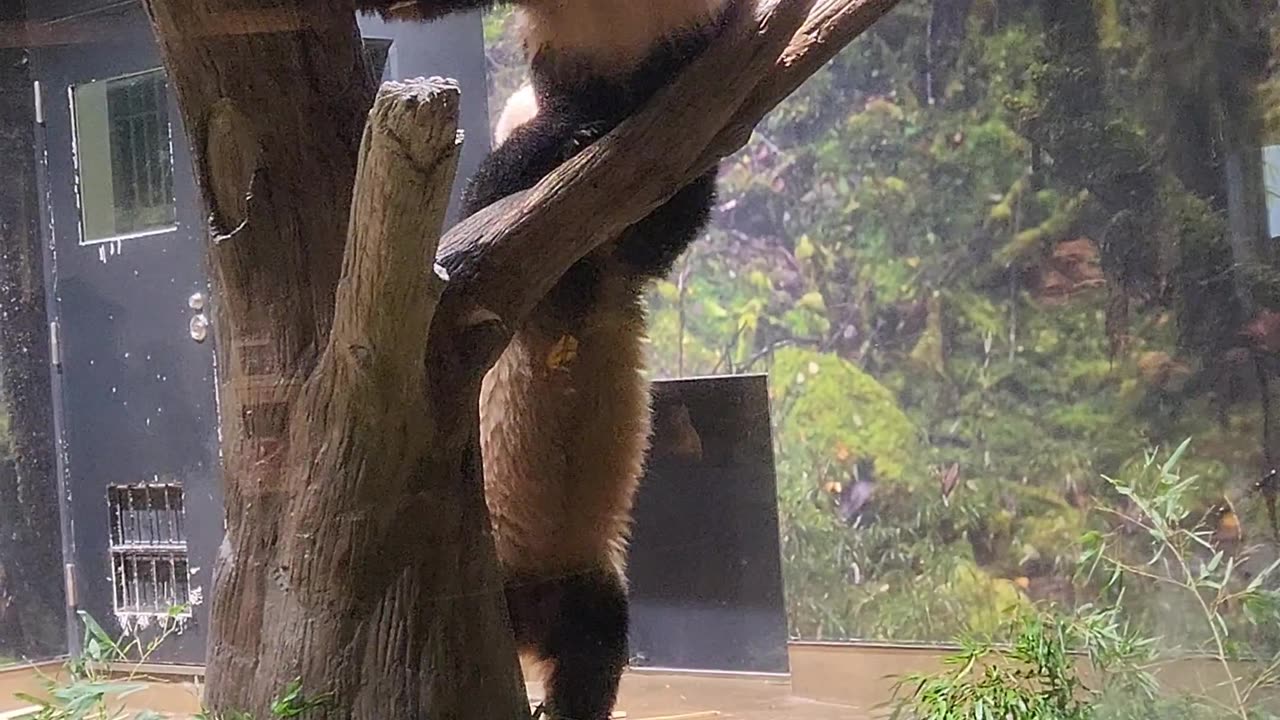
[{"xmin": 478, "ymin": 258, "xmax": 652, "ymax": 580}]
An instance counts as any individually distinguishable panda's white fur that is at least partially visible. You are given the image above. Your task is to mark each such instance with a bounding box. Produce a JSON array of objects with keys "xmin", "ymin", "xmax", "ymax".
[{"xmin": 493, "ymin": 83, "xmax": 538, "ymax": 147}]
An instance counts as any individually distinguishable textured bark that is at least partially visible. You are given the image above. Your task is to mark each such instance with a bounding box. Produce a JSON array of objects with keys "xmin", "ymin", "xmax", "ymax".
[
  {"xmin": 0, "ymin": 31, "xmax": 69, "ymax": 661},
  {"xmin": 141, "ymin": 0, "xmax": 525, "ymax": 713},
  {"xmin": 233, "ymin": 78, "xmax": 525, "ymax": 717},
  {"xmin": 139, "ymin": 0, "xmax": 900, "ymax": 715}
]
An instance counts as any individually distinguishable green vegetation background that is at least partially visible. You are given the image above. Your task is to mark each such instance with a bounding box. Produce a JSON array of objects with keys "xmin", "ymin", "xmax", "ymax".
[{"xmin": 480, "ymin": 0, "xmax": 1280, "ymax": 646}]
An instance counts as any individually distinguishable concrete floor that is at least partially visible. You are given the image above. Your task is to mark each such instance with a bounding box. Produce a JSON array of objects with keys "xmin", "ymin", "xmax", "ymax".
[
  {"xmin": 530, "ymin": 672, "xmax": 870, "ymax": 720},
  {"xmin": 0, "ymin": 649, "xmax": 889, "ymax": 719},
  {"xmin": 0, "ymin": 666, "xmax": 873, "ymax": 720},
  {"xmin": 1, "ymin": 641, "xmax": 1250, "ymax": 718}
]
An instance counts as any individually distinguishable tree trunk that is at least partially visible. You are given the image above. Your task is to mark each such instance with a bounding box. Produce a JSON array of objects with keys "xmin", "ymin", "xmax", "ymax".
[
  {"xmin": 140, "ymin": 2, "xmax": 525, "ymax": 715},
  {"xmin": 137, "ymin": 0, "xmax": 901, "ymax": 715},
  {"xmin": 0, "ymin": 11, "xmax": 70, "ymax": 662}
]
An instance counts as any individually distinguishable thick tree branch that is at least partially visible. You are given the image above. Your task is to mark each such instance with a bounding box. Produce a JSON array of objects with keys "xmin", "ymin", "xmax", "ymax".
[
  {"xmin": 710, "ymin": 0, "xmax": 901, "ymax": 165},
  {"xmin": 139, "ymin": 6, "xmax": 378, "ymax": 708},
  {"xmin": 330, "ymin": 78, "xmax": 458, "ymax": 389},
  {"xmin": 144, "ymin": 0, "xmax": 371, "ymax": 363},
  {"xmin": 195, "ymin": 68, "xmax": 526, "ymax": 718},
  {"xmin": 285, "ymin": 78, "xmax": 459, "ymax": 600},
  {"xmin": 140, "ymin": 3, "xmax": 526, "ymax": 715},
  {"xmin": 437, "ymin": 0, "xmax": 900, "ymax": 364}
]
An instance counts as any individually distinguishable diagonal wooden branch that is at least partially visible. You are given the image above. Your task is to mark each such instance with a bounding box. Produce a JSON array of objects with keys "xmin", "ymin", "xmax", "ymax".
[
  {"xmin": 705, "ymin": 0, "xmax": 902, "ymax": 167},
  {"xmin": 437, "ymin": 0, "xmax": 900, "ymax": 348},
  {"xmin": 436, "ymin": 0, "xmax": 807, "ymax": 318}
]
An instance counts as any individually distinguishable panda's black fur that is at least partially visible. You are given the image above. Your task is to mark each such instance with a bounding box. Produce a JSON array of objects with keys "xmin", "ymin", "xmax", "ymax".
[{"xmin": 356, "ymin": 1, "xmax": 736, "ymax": 717}]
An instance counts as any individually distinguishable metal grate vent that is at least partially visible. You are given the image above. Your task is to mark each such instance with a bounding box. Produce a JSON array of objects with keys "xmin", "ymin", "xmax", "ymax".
[{"xmin": 107, "ymin": 484, "xmax": 191, "ymax": 616}]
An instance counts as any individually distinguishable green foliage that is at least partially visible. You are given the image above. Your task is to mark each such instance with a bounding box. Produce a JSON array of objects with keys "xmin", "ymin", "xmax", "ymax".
[
  {"xmin": 193, "ymin": 678, "xmax": 334, "ymax": 720},
  {"xmin": 1081, "ymin": 441, "xmax": 1280, "ymax": 717},
  {"xmin": 890, "ymin": 609, "xmax": 1145, "ymax": 720},
  {"xmin": 17, "ymin": 610, "xmax": 332, "ymax": 720},
  {"xmin": 474, "ymin": 0, "xmax": 1280, "ymax": 645},
  {"xmin": 18, "ymin": 608, "xmax": 189, "ymax": 720},
  {"xmin": 771, "ymin": 347, "xmax": 922, "ymax": 485},
  {"xmin": 894, "ymin": 443, "xmax": 1280, "ymax": 720}
]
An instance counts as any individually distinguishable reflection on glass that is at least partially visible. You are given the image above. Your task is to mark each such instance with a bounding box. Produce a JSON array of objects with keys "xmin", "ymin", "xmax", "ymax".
[
  {"xmin": 71, "ymin": 68, "xmax": 176, "ymax": 244},
  {"xmin": 483, "ymin": 0, "xmax": 1280, "ymax": 679}
]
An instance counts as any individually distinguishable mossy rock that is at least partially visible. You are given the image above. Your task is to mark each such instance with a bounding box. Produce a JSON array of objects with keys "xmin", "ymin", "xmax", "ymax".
[
  {"xmin": 770, "ymin": 347, "xmax": 925, "ymax": 488},
  {"xmin": 947, "ymin": 558, "xmax": 1030, "ymax": 636}
]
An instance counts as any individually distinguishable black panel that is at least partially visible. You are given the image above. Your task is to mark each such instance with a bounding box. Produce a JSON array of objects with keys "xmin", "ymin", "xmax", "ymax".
[{"xmin": 626, "ymin": 374, "xmax": 791, "ymax": 674}]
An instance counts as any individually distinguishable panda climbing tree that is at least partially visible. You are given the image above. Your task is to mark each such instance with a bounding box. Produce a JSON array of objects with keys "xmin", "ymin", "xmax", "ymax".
[
  {"xmin": 357, "ymin": 0, "xmax": 735, "ymax": 716},
  {"xmin": 135, "ymin": 0, "xmax": 901, "ymax": 717}
]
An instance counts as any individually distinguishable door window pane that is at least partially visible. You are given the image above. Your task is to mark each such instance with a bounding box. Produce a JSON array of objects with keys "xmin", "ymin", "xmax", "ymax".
[{"xmin": 71, "ymin": 68, "xmax": 176, "ymax": 244}]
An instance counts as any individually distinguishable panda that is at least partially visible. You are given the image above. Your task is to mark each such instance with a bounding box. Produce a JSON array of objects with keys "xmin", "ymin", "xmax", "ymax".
[{"xmin": 355, "ymin": 1, "xmax": 737, "ymax": 718}]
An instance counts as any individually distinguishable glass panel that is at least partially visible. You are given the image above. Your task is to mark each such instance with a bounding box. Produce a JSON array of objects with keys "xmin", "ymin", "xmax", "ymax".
[
  {"xmin": 479, "ymin": 0, "xmax": 1280, "ymax": 685},
  {"xmin": 1264, "ymin": 144, "xmax": 1280, "ymax": 239},
  {"xmin": 71, "ymin": 68, "xmax": 176, "ymax": 244}
]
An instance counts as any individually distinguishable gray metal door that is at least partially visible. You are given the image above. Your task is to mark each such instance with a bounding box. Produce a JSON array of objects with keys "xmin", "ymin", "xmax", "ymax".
[{"xmin": 35, "ymin": 4, "xmax": 221, "ymax": 664}]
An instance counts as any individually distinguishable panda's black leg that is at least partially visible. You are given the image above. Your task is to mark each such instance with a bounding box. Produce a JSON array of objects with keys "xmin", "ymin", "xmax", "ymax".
[
  {"xmin": 461, "ymin": 112, "xmax": 589, "ymax": 218},
  {"xmin": 616, "ymin": 167, "xmax": 719, "ymax": 281},
  {"xmin": 541, "ymin": 569, "xmax": 630, "ymax": 720}
]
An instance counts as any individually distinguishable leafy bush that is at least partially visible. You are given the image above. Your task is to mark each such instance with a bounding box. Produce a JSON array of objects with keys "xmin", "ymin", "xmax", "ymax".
[
  {"xmin": 18, "ymin": 609, "xmax": 187, "ymax": 720},
  {"xmin": 889, "ymin": 608, "xmax": 1148, "ymax": 720},
  {"xmin": 892, "ymin": 441, "xmax": 1280, "ymax": 720}
]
